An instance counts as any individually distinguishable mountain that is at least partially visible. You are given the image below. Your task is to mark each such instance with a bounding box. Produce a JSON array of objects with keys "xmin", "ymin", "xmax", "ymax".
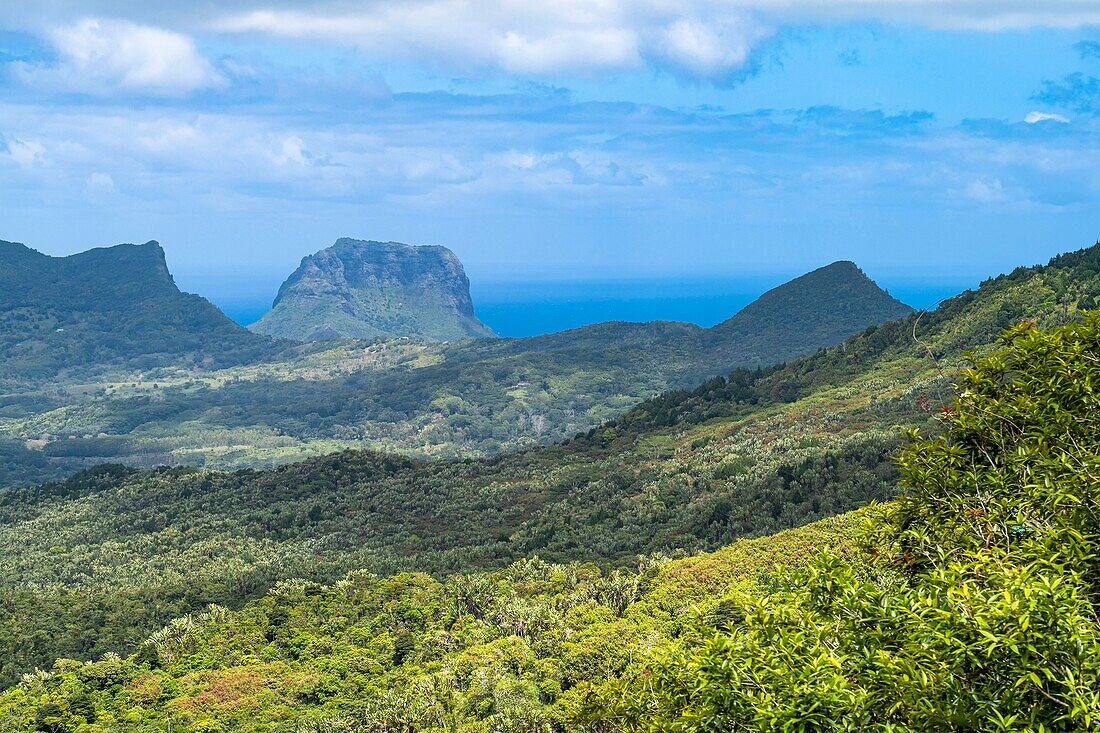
[
  {"xmin": 0, "ymin": 259, "xmax": 915, "ymax": 487},
  {"xmin": 706, "ymin": 260, "xmax": 914, "ymax": 363},
  {"xmin": 0, "ymin": 259, "xmax": 913, "ymax": 487},
  {"xmin": 0, "ymin": 240, "xmax": 275, "ymax": 377},
  {"xmin": 251, "ymin": 238, "xmax": 496, "ymax": 342}
]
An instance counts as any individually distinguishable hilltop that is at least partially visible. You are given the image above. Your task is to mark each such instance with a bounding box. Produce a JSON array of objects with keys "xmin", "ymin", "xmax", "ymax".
[
  {"xmin": 0, "ymin": 240, "xmax": 275, "ymax": 378},
  {"xmin": 251, "ymin": 239, "xmax": 496, "ymax": 342},
  {"xmin": 707, "ymin": 260, "xmax": 913, "ymax": 362}
]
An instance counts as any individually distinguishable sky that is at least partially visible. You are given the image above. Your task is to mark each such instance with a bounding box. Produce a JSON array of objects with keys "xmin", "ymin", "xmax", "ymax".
[{"xmin": 1, "ymin": 1, "xmax": 1100, "ymax": 304}]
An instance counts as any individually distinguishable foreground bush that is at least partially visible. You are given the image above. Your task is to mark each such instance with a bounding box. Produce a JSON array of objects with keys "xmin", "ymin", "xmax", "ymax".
[{"xmin": 589, "ymin": 315, "xmax": 1100, "ymax": 731}]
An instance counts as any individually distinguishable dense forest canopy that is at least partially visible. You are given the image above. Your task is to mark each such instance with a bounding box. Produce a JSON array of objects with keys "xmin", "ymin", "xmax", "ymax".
[{"xmin": 3, "ymin": 312, "xmax": 1100, "ymax": 731}]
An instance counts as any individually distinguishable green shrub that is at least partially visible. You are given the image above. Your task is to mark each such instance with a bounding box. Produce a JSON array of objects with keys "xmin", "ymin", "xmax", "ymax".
[{"xmin": 591, "ymin": 315, "xmax": 1100, "ymax": 732}]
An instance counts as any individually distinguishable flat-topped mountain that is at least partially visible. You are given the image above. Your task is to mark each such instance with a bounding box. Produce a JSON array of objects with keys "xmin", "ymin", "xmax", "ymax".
[
  {"xmin": 251, "ymin": 239, "xmax": 496, "ymax": 342},
  {"xmin": 0, "ymin": 240, "xmax": 273, "ymax": 377}
]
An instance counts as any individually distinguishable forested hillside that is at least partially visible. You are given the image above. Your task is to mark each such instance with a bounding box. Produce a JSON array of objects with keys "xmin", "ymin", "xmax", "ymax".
[
  {"xmin": 1, "ymin": 242, "xmax": 1098, "ymax": 692},
  {"xmin": 0, "ymin": 241, "xmax": 277, "ymax": 378},
  {"xmin": 4, "ymin": 310, "xmax": 1100, "ymax": 731},
  {"xmin": 0, "ymin": 511, "xmax": 869, "ymax": 732},
  {"xmin": 0, "ymin": 253, "xmax": 911, "ymax": 488},
  {"xmin": 593, "ymin": 313, "xmax": 1100, "ymax": 731},
  {"xmin": 707, "ymin": 260, "xmax": 912, "ymax": 359}
]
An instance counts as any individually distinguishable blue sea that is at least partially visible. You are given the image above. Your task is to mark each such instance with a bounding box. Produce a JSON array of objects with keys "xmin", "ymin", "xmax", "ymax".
[{"xmin": 204, "ymin": 275, "xmax": 974, "ymax": 339}]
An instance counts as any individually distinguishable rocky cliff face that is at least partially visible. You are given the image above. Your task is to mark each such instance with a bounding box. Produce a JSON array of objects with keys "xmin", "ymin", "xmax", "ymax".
[{"xmin": 251, "ymin": 239, "xmax": 496, "ymax": 342}]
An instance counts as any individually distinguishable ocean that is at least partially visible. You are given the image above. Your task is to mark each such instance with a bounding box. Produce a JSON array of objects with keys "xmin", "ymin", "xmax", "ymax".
[{"xmin": 208, "ymin": 275, "xmax": 973, "ymax": 339}]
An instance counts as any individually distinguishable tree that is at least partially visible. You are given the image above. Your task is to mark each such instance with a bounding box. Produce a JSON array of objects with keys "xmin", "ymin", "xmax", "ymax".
[{"xmin": 591, "ymin": 315, "xmax": 1100, "ymax": 732}]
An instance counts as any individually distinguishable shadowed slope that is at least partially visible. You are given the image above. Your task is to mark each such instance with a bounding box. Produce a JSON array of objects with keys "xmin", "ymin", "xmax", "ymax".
[{"xmin": 0, "ymin": 240, "xmax": 275, "ymax": 377}]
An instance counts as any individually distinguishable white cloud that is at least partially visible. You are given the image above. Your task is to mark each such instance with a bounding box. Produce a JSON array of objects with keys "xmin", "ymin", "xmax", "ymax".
[
  {"xmin": 496, "ymin": 27, "xmax": 640, "ymax": 74},
  {"xmin": 13, "ymin": 18, "xmax": 224, "ymax": 95},
  {"xmin": 1025, "ymin": 110, "xmax": 1070, "ymax": 124},
  {"xmin": 652, "ymin": 16, "xmax": 767, "ymax": 78},
  {"xmin": 206, "ymin": 0, "xmax": 1100, "ymax": 80},
  {"xmin": 210, "ymin": 2, "xmax": 767, "ymax": 80},
  {"xmin": 484, "ymin": 148, "xmax": 649, "ymax": 188},
  {"xmin": 961, "ymin": 177, "xmax": 1007, "ymax": 202},
  {"xmin": 274, "ymin": 136, "xmax": 310, "ymax": 166},
  {"xmin": 85, "ymin": 171, "xmax": 116, "ymax": 193},
  {"xmin": 4, "ymin": 138, "xmax": 46, "ymax": 167}
]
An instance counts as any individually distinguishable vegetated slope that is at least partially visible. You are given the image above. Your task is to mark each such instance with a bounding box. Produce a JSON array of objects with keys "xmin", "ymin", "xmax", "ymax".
[
  {"xmin": 706, "ymin": 260, "xmax": 913, "ymax": 361},
  {"xmin": 0, "ymin": 240, "xmax": 276, "ymax": 378},
  {"xmin": 251, "ymin": 238, "xmax": 496, "ymax": 342},
  {"xmin": 0, "ymin": 510, "xmax": 871, "ymax": 729},
  {"xmin": 0, "ymin": 259, "xmax": 914, "ymax": 487},
  {"xmin": 8, "ymin": 310, "xmax": 1100, "ymax": 730},
  {"xmin": 591, "ymin": 314, "xmax": 1100, "ymax": 731},
  {"xmin": 1, "ymin": 243, "xmax": 1098, "ymax": 687}
]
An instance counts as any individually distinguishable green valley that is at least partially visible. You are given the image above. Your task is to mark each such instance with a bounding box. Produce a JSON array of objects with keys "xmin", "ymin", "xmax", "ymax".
[
  {"xmin": 0, "ymin": 253, "xmax": 911, "ymax": 489},
  {"xmin": 2, "ymin": 247, "xmax": 1100, "ymax": 730}
]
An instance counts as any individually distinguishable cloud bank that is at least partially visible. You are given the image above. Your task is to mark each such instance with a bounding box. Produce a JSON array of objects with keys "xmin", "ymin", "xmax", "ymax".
[
  {"xmin": 208, "ymin": 0, "xmax": 1100, "ymax": 80},
  {"xmin": 1, "ymin": 1, "xmax": 1098, "ymax": 277},
  {"xmin": 2, "ymin": 1, "xmax": 1098, "ymax": 86},
  {"xmin": 11, "ymin": 18, "xmax": 224, "ymax": 95}
]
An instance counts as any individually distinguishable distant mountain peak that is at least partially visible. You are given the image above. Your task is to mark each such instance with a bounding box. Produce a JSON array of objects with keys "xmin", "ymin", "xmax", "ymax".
[
  {"xmin": 787, "ymin": 259, "xmax": 867, "ymax": 282},
  {"xmin": 70, "ymin": 240, "xmax": 174, "ymax": 282},
  {"xmin": 253, "ymin": 238, "xmax": 496, "ymax": 343},
  {"xmin": 706, "ymin": 259, "xmax": 914, "ymax": 366}
]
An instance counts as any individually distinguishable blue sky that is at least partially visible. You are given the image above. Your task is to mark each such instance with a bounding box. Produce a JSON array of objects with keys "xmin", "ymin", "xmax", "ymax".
[{"xmin": 1, "ymin": 1, "xmax": 1100, "ymax": 299}]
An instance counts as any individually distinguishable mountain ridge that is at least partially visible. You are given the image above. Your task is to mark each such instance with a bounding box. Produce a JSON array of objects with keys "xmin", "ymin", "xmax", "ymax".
[
  {"xmin": 0, "ymin": 239, "xmax": 276, "ymax": 378},
  {"xmin": 0, "ymin": 246, "xmax": 924, "ymax": 487}
]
